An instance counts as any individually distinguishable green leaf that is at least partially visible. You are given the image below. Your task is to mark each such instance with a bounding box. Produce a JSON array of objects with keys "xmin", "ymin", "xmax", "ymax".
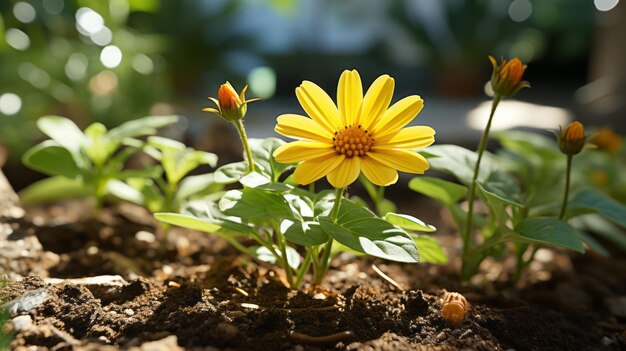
[
  {"xmin": 171, "ymin": 149, "xmax": 218, "ymax": 184},
  {"xmin": 426, "ymin": 144, "xmax": 495, "ymax": 185},
  {"xmin": 219, "ymin": 188, "xmax": 294, "ymax": 221},
  {"xmin": 412, "ymin": 235, "xmax": 448, "ymax": 263},
  {"xmin": 376, "ymin": 199, "xmax": 397, "ymax": 216},
  {"xmin": 281, "ymin": 219, "xmax": 329, "ymax": 246},
  {"xmin": 512, "ymin": 218, "xmax": 585, "ymax": 253},
  {"xmin": 567, "ymin": 188, "xmax": 626, "ymax": 228},
  {"xmin": 84, "ymin": 122, "xmax": 109, "ymax": 166},
  {"xmin": 19, "ymin": 176, "xmax": 90, "ymax": 204},
  {"xmin": 248, "ymin": 138, "xmax": 295, "ymax": 181},
  {"xmin": 320, "ymin": 216, "xmax": 420, "ymax": 263},
  {"xmin": 409, "ymin": 176, "xmax": 467, "ymax": 207},
  {"xmin": 106, "ymin": 115, "xmax": 178, "ymax": 143},
  {"xmin": 127, "ymin": 178, "xmax": 164, "ymax": 212},
  {"xmin": 319, "ymin": 199, "xmax": 419, "ymax": 262},
  {"xmin": 176, "ymin": 173, "xmax": 223, "ymax": 202},
  {"xmin": 154, "ymin": 212, "xmax": 221, "ymax": 233},
  {"xmin": 250, "ymin": 246, "xmax": 301, "ymax": 270},
  {"xmin": 477, "ymin": 170, "xmax": 522, "ymax": 208},
  {"xmin": 576, "ymin": 230, "xmax": 609, "ymax": 257},
  {"xmin": 214, "ymin": 162, "xmax": 248, "ymax": 184},
  {"xmin": 182, "ymin": 201, "xmax": 255, "ymax": 236},
  {"xmin": 37, "ymin": 116, "xmax": 86, "ymax": 154},
  {"xmin": 106, "ymin": 179, "xmax": 145, "ymax": 205},
  {"xmin": 147, "ymin": 135, "xmax": 186, "ymax": 152},
  {"xmin": 384, "ymin": 212, "xmax": 436, "ymax": 232},
  {"xmin": 569, "ymin": 214, "xmax": 626, "ymax": 252},
  {"xmin": 23, "ymin": 141, "xmax": 83, "ymax": 178}
]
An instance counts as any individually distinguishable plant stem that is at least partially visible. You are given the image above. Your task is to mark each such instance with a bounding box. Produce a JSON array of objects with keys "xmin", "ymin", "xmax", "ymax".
[
  {"xmin": 463, "ymin": 96, "xmax": 501, "ymax": 256},
  {"xmin": 272, "ymin": 222, "xmax": 294, "ymax": 287},
  {"xmin": 314, "ymin": 187, "xmax": 345, "ymax": 285},
  {"xmin": 294, "ymin": 250, "xmax": 312, "ymax": 288},
  {"xmin": 559, "ymin": 155, "xmax": 573, "ymax": 220},
  {"xmin": 234, "ymin": 119, "xmax": 255, "ymax": 174}
]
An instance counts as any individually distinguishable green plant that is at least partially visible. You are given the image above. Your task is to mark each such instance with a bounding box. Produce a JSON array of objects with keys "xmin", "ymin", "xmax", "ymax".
[
  {"xmin": 411, "ymin": 128, "xmax": 626, "ymax": 281},
  {"xmin": 20, "ymin": 115, "xmax": 178, "ymax": 209},
  {"xmin": 108, "ymin": 136, "xmax": 220, "ymax": 214},
  {"xmin": 157, "ymin": 72, "xmax": 447, "ymax": 288}
]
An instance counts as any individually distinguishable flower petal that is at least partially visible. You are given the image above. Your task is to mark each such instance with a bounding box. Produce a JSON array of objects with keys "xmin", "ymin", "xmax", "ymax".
[
  {"xmin": 275, "ymin": 114, "xmax": 333, "ymax": 142},
  {"xmin": 337, "ymin": 70, "xmax": 363, "ymax": 126},
  {"xmin": 361, "ymin": 157, "xmax": 398, "ymax": 186},
  {"xmin": 360, "ymin": 75, "xmax": 394, "ymax": 130},
  {"xmin": 273, "ymin": 141, "xmax": 335, "ymax": 163},
  {"xmin": 327, "ymin": 157, "xmax": 361, "ymax": 188},
  {"xmin": 371, "ymin": 95, "xmax": 424, "ymax": 138},
  {"xmin": 293, "ymin": 154, "xmax": 345, "ymax": 185},
  {"xmin": 296, "ymin": 81, "xmax": 342, "ymax": 133},
  {"xmin": 368, "ymin": 149, "xmax": 429, "ymax": 174},
  {"xmin": 375, "ymin": 126, "xmax": 435, "ymax": 150}
]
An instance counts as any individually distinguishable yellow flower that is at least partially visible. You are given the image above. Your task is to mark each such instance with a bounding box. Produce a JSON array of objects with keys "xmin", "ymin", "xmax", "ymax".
[
  {"xmin": 559, "ymin": 121, "xmax": 586, "ymax": 155},
  {"xmin": 489, "ymin": 55, "xmax": 530, "ymax": 98},
  {"xmin": 273, "ymin": 70, "xmax": 435, "ymax": 188},
  {"xmin": 592, "ymin": 127, "xmax": 623, "ymax": 153},
  {"xmin": 203, "ymin": 81, "xmax": 259, "ymax": 121}
]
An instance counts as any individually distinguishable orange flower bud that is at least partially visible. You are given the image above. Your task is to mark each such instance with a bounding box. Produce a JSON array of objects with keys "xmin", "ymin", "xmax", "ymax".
[
  {"xmin": 218, "ymin": 83, "xmax": 242, "ymax": 110},
  {"xmin": 559, "ymin": 121, "xmax": 586, "ymax": 155},
  {"xmin": 489, "ymin": 55, "xmax": 530, "ymax": 98},
  {"xmin": 592, "ymin": 127, "xmax": 623, "ymax": 153},
  {"xmin": 203, "ymin": 81, "xmax": 260, "ymax": 122}
]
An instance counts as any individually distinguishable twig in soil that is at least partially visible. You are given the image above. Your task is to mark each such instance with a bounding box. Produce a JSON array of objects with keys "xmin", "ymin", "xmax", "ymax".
[
  {"xmin": 240, "ymin": 303, "xmax": 259, "ymax": 309},
  {"xmin": 371, "ymin": 264, "xmax": 404, "ymax": 291},
  {"xmin": 289, "ymin": 330, "xmax": 353, "ymax": 346},
  {"xmin": 234, "ymin": 287, "xmax": 249, "ymax": 297}
]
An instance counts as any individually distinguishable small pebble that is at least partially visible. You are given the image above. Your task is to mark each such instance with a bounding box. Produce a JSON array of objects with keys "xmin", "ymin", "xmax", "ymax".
[
  {"xmin": 124, "ymin": 309, "xmax": 135, "ymax": 316},
  {"xmin": 436, "ymin": 331, "xmax": 446, "ymax": 341},
  {"xmin": 135, "ymin": 231, "xmax": 156, "ymax": 243},
  {"xmin": 11, "ymin": 315, "xmax": 33, "ymax": 332},
  {"xmin": 6, "ymin": 288, "xmax": 48, "ymax": 316}
]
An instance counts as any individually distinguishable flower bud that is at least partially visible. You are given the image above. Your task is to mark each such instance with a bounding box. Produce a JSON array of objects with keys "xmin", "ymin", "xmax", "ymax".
[
  {"xmin": 203, "ymin": 81, "xmax": 259, "ymax": 122},
  {"xmin": 559, "ymin": 121, "xmax": 586, "ymax": 155},
  {"xmin": 591, "ymin": 127, "xmax": 623, "ymax": 153},
  {"xmin": 489, "ymin": 55, "xmax": 530, "ymax": 98}
]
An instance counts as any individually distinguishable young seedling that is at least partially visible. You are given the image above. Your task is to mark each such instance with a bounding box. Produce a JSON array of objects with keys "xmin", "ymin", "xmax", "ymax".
[
  {"xmin": 157, "ymin": 71, "xmax": 446, "ymax": 288},
  {"xmin": 21, "ymin": 115, "xmax": 178, "ymax": 210},
  {"xmin": 108, "ymin": 136, "xmax": 220, "ymax": 217}
]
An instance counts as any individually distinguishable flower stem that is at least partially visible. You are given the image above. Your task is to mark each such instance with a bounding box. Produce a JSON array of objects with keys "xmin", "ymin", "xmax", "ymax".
[
  {"xmin": 314, "ymin": 187, "xmax": 345, "ymax": 285},
  {"xmin": 234, "ymin": 119, "xmax": 255, "ymax": 174},
  {"xmin": 463, "ymin": 96, "xmax": 501, "ymax": 259},
  {"xmin": 559, "ymin": 155, "xmax": 573, "ymax": 220}
]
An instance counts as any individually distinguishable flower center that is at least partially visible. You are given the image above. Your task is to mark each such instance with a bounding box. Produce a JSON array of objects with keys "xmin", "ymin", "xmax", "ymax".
[{"xmin": 332, "ymin": 124, "xmax": 374, "ymax": 158}]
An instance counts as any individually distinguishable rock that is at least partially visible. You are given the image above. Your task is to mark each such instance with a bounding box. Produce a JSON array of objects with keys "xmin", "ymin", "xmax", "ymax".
[
  {"xmin": 45, "ymin": 275, "xmax": 129, "ymax": 303},
  {"xmin": 11, "ymin": 314, "xmax": 33, "ymax": 332},
  {"xmin": 605, "ymin": 296, "xmax": 626, "ymax": 318},
  {"xmin": 124, "ymin": 308, "xmax": 135, "ymax": 316},
  {"xmin": 5, "ymin": 288, "xmax": 49, "ymax": 316},
  {"xmin": 129, "ymin": 335, "xmax": 183, "ymax": 351}
]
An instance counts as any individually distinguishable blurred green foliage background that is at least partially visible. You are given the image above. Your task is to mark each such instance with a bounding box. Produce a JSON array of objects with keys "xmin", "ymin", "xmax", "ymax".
[{"xmin": 0, "ymin": 0, "xmax": 608, "ymax": 168}]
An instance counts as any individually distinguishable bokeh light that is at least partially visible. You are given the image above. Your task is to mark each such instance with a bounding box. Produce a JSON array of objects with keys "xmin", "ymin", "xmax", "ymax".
[
  {"xmin": 13, "ymin": 2, "xmax": 36, "ymax": 24},
  {"xmin": 248, "ymin": 67, "xmax": 276, "ymax": 99},
  {"xmin": 594, "ymin": 0, "xmax": 620, "ymax": 11},
  {"xmin": 6, "ymin": 28, "xmax": 30, "ymax": 51},
  {"xmin": 100, "ymin": 45, "xmax": 123, "ymax": 69},
  {"xmin": 0, "ymin": 93, "xmax": 23, "ymax": 115}
]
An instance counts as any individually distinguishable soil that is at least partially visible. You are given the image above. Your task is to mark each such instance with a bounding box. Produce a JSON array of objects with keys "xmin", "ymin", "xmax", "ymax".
[{"xmin": 1, "ymin": 182, "xmax": 626, "ymax": 350}]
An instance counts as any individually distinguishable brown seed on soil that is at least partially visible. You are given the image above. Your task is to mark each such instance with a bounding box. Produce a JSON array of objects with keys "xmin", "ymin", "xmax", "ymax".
[{"xmin": 441, "ymin": 291, "xmax": 469, "ymax": 326}]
